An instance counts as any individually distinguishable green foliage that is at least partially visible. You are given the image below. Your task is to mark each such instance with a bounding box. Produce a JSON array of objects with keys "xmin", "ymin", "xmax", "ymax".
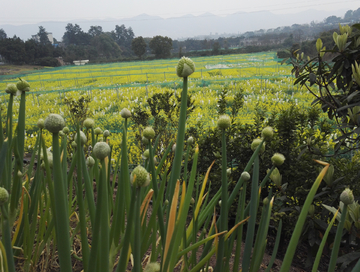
[
  {"xmin": 146, "ymin": 90, "xmax": 195, "ymax": 158},
  {"xmin": 63, "ymin": 95, "xmax": 91, "ymax": 130},
  {"xmin": 149, "ymin": 35, "xmax": 173, "ymax": 59},
  {"xmin": 131, "ymin": 36, "xmax": 147, "ymax": 59},
  {"xmin": 287, "ymin": 23, "xmax": 360, "ymax": 155}
]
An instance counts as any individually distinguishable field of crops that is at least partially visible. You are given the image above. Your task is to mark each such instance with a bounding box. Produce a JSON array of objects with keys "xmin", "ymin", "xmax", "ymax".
[{"xmin": 0, "ymin": 51, "xmax": 317, "ymax": 164}]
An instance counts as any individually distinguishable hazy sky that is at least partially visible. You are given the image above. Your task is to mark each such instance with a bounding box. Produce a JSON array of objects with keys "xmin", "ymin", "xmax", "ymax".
[{"xmin": 1, "ymin": 0, "xmax": 359, "ymax": 25}]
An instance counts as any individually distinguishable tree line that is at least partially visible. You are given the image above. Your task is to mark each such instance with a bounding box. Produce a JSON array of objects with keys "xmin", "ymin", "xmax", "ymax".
[
  {"xmin": 0, "ymin": 7, "xmax": 359, "ymax": 66},
  {"xmin": 0, "ymin": 24, "xmax": 173, "ymax": 66}
]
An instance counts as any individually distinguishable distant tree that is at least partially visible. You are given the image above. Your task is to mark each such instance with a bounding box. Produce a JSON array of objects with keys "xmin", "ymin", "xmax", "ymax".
[
  {"xmin": 0, "ymin": 36, "xmax": 26, "ymax": 64},
  {"xmin": 0, "ymin": 29, "xmax": 7, "ymax": 40},
  {"xmin": 149, "ymin": 35, "xmax": 172, "ymax": 58},
  {"xmin": 344, "ymin": 10, "xmax": 353, "ymax": 21},
  {"xmin": 131, "ymin": 36, "xmax": 147, "ymax": 59},
  {"xmin": 88, "ymin": 26, "xmax": 103, "ymax": 37},
  {"xmin": 324, "ymin": 15, "xmax": 341, "ymax": 24},
  {"xmin": 111, "ymin": 24, "xmax": 134, "ymax": 55},
  {"xmin": 91, "ymin": 33, "xmax": 121, "ymax": 59},
  {"xmin": 63, "ymin": 23, "xmax": 90, "ymax": 46},
  {"xmin": 212, "ymin": 42, "xmax": 220, "ymax": 55},
  {"xmin": 37, "ymin": 26, "xmax": 51, "ymax": 45}
]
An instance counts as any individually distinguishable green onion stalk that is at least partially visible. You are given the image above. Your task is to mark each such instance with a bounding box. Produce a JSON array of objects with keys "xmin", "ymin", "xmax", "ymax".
[
  {"xmin": 214, "ymin": 114, "xmax": 231, "ymax": 272},
  {"xmin": 280, "ymin": 160, "xmax": 329, "ymax": 272},
  {"xmin": 0, "ymin": 187, "xmax": 15, "ymax": 272},
  {"xmin": 88, "ymin": 141, "xmax": 111, "ymax": 272},
  {"xmin": 44, "ymin": 114, "xmax": 72, "ymax": 272},
  {"xmin": 328, "ymin": 188, "xmax": 355, "ymax": 272},
  {"xmin": 168, "ymin": 57, "xmax": 195, "ymax": 198}
]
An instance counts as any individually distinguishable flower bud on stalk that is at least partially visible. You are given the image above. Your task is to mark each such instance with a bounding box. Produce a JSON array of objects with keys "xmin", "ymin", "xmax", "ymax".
[
  {"xmin": 176, "ymin": 57, "xmax": 195, "ymax": 77},
  {"xmin": 93, "ymin": 142, "xmax": 111, "ymax": 160},
  {"xmin": 142, "ymin": 136, "xmax": 150, "ymax": 145},
  {"xmin": 16, "ymin": 78, "xmax": 30, "ymax": 92},
  {"xmin": 217, "ymin": 114, "xmax": 231, "ymax": 130},
  {"xmin": 120, "ymin": 108, "xmax": 132, "ymax": 119},
  {"xmin": 5, "ymin": 83, "xmax": 17, "ymax": 95},
  {"xmin": 0, "ymin": 187, "xmax": 9, "ymax": 205},
  {"xmin": 62, "ymin": 126, "xmax": 70, "ymax": 134},
  {"xmin": 143, "ymin": 126, "xmax": 155, "ymax": 140},
  {"xmin": 130, "ymin": 165, "xmax": 150, "ymax": 188},
  {"xmin": 103, "ymin": 130, "xmax": 110, "ymax": 138},
  {"xmin": 75, "ymin": 131, "xmax": 87, "ymax": 145},
  {"xmin": 83, "ymin": 118, "xmax": 95, "ymax": 129},
  {"xmin": 86, "ymin": 156, "xmax": 95, "ymax": 168},
  {"xmin": 261, "ymin": 126, "xmax": 274, "ymax": 141},
  {"xmin": 187, "ymin": 136, "xmax": 194, "ymax": 145},
  {"xmin": 241, "ymin": 171, "xmax": 251, "ymax": 181},
  {"xmin": 340, "ymin": 188, "xmax": 354, "ymax": 205},
  {"xmin": 251, "ymin": 138, "xmax": 265, "ymax": 153},
  {"xmin": 271, "ymin": 153, "xmax": 285, "ymax": 167},
  {"xmin": 37, "ymin": 118, "xmax": 45, "ymax": 129},
  {"xmin": 44, "ymin": 114, "xmax": 65, "ymax": 134},
  {"xmin": 143, "ymin": 149, "xmax": 150, "ymax": 159},
  {"xmin": 94, "ymin": 127, "xmax": 103, "ymax": 135}
]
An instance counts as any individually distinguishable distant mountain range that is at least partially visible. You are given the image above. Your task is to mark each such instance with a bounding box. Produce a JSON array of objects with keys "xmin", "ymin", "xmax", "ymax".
[{"xmin": 0, "ymin": 8, "xmax": 349, "ymax": 41}]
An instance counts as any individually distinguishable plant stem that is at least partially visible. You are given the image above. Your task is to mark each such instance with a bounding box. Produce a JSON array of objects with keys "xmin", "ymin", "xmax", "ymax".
[
  {"xmin": 214, "ymin": 129, "xmax": 228, "ymax": 272},
  {"xmin": 328, "ymin": 204, "xmax": 348, "ymax": 272},
  {"xmin": 52, "ymin": 132, "xmax": 72, "ymax": 272},
  {"xmin": 169, "ymin": 76, "xmax": 188, "ymax": 197}
]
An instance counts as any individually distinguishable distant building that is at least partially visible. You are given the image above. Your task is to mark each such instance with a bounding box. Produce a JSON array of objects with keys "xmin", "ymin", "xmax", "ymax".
[{"xmin": 31, "ymin": 32, "xmax": 54, "ymax": 44}]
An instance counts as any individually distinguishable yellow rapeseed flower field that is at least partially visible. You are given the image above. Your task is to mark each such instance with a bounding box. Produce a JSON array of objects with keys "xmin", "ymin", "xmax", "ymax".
[{"xmin": 0, "ymin": 52, "xmax": 331, "ymax": 164}]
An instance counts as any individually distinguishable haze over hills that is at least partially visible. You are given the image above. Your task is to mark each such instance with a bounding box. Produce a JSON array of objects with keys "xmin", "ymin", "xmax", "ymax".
[{"xmin": 0, "ymin": 8, "xmax": 349, "ymax": 42}]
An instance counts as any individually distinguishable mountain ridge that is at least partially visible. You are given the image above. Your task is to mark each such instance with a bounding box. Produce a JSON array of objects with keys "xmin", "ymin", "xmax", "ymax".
[{"xmin": 0, "ymin": 8, "xmax": 349, "ymax": 41}]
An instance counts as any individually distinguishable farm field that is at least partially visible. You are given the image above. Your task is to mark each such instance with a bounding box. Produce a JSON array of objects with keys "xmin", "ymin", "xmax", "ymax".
[{"xmin": 0, "ymin": 51, "xmax": 317, "ymax": 164}]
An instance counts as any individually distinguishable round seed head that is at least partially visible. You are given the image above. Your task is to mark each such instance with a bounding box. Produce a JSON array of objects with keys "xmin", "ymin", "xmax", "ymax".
[
  {"xmin": 93, "ymin": 142, "xmax": 111, "ymax": 160},
  {"xmin": 16, "ymin": 79, "xmax": 30, "ymax": 92},
  {"xmin": 227, "ymin": 168, "xmax": 231, "ymax": 177},
  {"xmin": 251, "ymin": 138, "xmax": 265, "ymax": 153},
  {"xmin": 5, "ymin": 83, "xmax": 18, "ymax": 94},
  {"xmin": 86, "ymin": 156, "xmax": 95, "ymax": 168},
  {"xmin": 103, "ymin": 130, "xmax": 110, "ymax": 138},
  {"xmin": 37, "ymin": 118, "xmax": 45, "ymax": 129},
  {"xmin": 62, "ymin": 127, "xmax": 70, "ymax": 134},
  {"xmin": 94, "ymin": 127, "xmax": 103, "ymax": 135},
  {"xmin": 120, "ymin": 108, "xmax": 132, "ymax": 119},
  {"xmin": 143, "ymin": 126, "xmax": 155, "ymax": 140},
  {"xmin": 44, "ymin": 114, "xmax": 65, "ymax": 134},
  {"xmin": 217, "ymin": 114, "xmax": 231, "ymax": 130},
  {"xmin": 0, "ymin": 187, "xmax": 9, "ymax": 205},
  {"xmin": 241, "ymin": 171, "xmax": 251, "ymax": 181},
  {"xmin": 130, "ymin": 165, "xmax": 151, "ymax": 188},
  {"xmin": 261, "ymin": 126, "xmax": 274, "ymax": 141},
  {"xmin": 176, "ymin": 57, "xmax": 195, "ymax": 77},
  {"xmin": 71, "ymin": 141, "xmax": 77, "ymax": 148},
  {"xmin": 187, "ymin": 136, "xmax": 194, "ymax": 145},
  {"xmin": 143, "ymin": 149, "xmax": 150, "ymax": 159},
  {"xmin": 83, "ymin": 118, "xmax": 95, "ymax": 129},
  {"xmin": 75, "ymin": 131, "xmax": 87, "ymax": 145},
  {"xmin": 271, "ymin": 153, "xmax": 285, "ymax": 167},
  {"xmin": 340, "ymin": 188, "xmax": 354, "ymax": 205},
  {"xmin": 142, "ymin": 136, "xmax": 150, "ymax": 145}
]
